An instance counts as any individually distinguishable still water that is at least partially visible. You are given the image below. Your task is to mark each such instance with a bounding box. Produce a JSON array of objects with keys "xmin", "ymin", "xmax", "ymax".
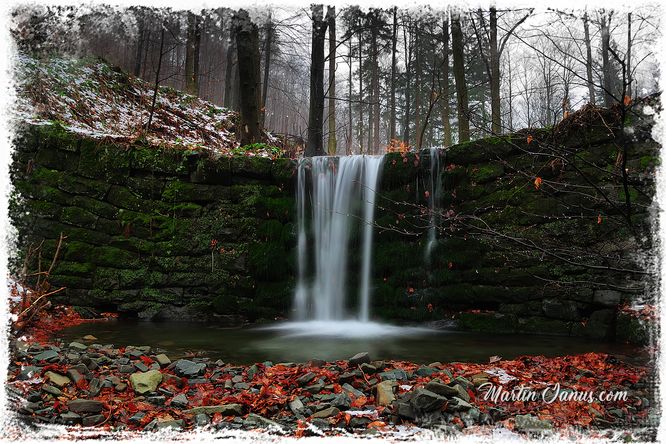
[{"xmin": 56, "ymin": 319, "xmax": 644, "ymax": 365}]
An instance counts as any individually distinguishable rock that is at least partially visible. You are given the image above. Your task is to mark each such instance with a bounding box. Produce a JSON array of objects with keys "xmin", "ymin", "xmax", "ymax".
[
  {"xmin": 82, "ymin": 414, "xmax": 105, "ymax": 426},
  {"xmin": 115, "ymin": 382, "xmax": 127, "ymax": 392},
  {"xmin": 69, "ymin": 342, "xmax": 88, "ymax": 351},
  {"xmin": 68, "ymin": 399, "xmax": 104, "ymax": 414},
  {"xmin": 82, "ymin": 335, "xmax": 97, "ymax": 341},
  {"xmin": 415, "ymin": 366, "xmax": 438, "ymax": 377},
  {"xmin": 194, "ymin": 413, "xmax": 210, "ymax": 426},
  {"xmin": 163, "ymin": 373, "xmax": 184, "ymax": 388},
  {"xmin": 119, "ymin": 364, "xmax": 134, "ymax": 374},
  {"xmin": 349, "ymin": 352, "xmax": 371, "ymax": 366},
  {"xmin": 411, "ymin": 389, "xmax": 447, "ymax": 412},
  {"xmin": 341, "ymin": 383, "xmax": 364, "ymax": 398},
  {"xmin": 453, "ymin": 384, "xmax": 470, "ymax": 402},
  {"xmin": 173, "ymin": 359, "xmax": 206, "ymax": 377},
  {"xmin": 448, "ymin": 396, "xmax": 472, "ymax": 411},
  {"xmin": 376, "ymin": 380, "xmax": 397, "ymax": 406},
  {"xmin": 59, "ymin": 412, "xmax": 81, "ymax": 424},
  {"xmin": 339, "ymin": 371, "xmax": 359, "ymax": 383},
  {"xmin": 244, "ymin": 413, "xmax": 283, "ymax": 431},
  {"xmin": 171, "ymin": 393, "xmax": 188, "ymax": 408},
  {"xmin": 297, "ymin": 372, "xmax": 317, "ymax": 386},
  {"xmin": 156, "ymin": 419, "xmax": 184, "ymax": 430},
  {"xmin": 67, "ymin": 369, "xmax": 83, "ymax": 385},
  {"xmin": 514, "ymin": 414, "xmax": 553, "ymax": 432},
  {"xmin": 247, "ymin": 364, "xmax": 259, "ymax": 380},
  {"xmin": 331, "ymin": 392, "xmax": 352, "ymax": 409},
  {"xmin": 396, "ymin": 402, "xmax": 416, "ymax": 420},
  {"xmin": 128, "ymin": 412, "xmax": 146, "ymax": 424},
  {"xmin": 378, "ymin": 369, "xmax": 409, "ymax": 381},
  {"xmin": 234, "ymin": 382, "xmax": 250, "ymax": 390},
  {"xmin": 134, "ymin": 362, "xmax": 149, "ymax": 372},
  {"xmin": 33, "ymin": 350, "xmax": 59, "ymax": 362},
  {"xmin": 542, "ymin": 299, "xmax": 581, "ymax": 321},
  {"xmin": 45, "ymin": 371, "xmax": 71, "ymax": 387},
  {"xmin": 17, "ymin": 366, "xmax": 40, "ymax": 380},
  {"xmin": 129, "ymin": 370, "xmax": 162, "ymax": 394},
  {"xmin": 359, "ymin": 363, "xmax": 377, "ymax": 374},
  {"xmin": 289, "ymin": 397, "xmax": 305, "ymax": 414},
  {"xmin": 155, "ymin": 354, "xmax": 171, "ymax": 366},
  {"xmin": 593, "ymin": 290, "xmax": 622, "ymax": 306},
  {"xmin": 184, "ymin": 404, "xmax": 244, "ymax": 416},
  {"xmin": 425, "ymin": 380, "xmax": 459, "ymax": 398},
  {"xmin": 311, "ymin": 406, "xmax": 340, "ymax": 418}
]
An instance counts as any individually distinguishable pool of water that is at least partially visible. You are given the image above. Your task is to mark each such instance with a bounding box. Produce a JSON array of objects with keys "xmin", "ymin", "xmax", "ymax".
[{"xmin": 56, "ymin": 319, "xmax": 645, "ymax": 365}]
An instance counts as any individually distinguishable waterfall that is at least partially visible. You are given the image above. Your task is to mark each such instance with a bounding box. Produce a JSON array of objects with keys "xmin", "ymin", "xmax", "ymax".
[
  {"xmin": 424, "ymin": 148, "xmax": 442, "ymax": 265},
  {"xmin": 294, "ymin": 155, "xmax": 384, "ymax": 321}
]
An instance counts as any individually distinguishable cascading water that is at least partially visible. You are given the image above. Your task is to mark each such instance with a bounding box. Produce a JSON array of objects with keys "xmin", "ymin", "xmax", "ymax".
[
  {"xmin": 294, "ymin": 155, "xmax": 383, "ymax": 322},
  {"xmin": 424, "ymin": 147, "xmax": 442, "ymax": 265}
]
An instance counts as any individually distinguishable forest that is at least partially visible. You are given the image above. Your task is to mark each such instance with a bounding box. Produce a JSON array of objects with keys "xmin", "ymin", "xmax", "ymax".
[{"xmin": 4, "ymin": 2, "xmax": 662, "ymax": 440}]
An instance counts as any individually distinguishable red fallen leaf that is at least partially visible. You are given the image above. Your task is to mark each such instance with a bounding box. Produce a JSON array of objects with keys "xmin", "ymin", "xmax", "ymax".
[
  {"xmin": 597, "ymin": 214, "xmax": 602, "ymax": 224},
  {"xmin": 367, "ymin": 420, "xmax": 386, "ymax": 429},
  {"xmin": 427, "ymin": 303, "xmax": 434, "ymax": 313},
  {"xmin": 534, "ymin": 176, "xmax": 542, "ymax": 190},
  {"xmin": 139, "ymin": 355, "xmax": 153, "ymax": 366},
  {"xmin": 623, "ymin": 95, "xmax": 632, "ymax": 106},
  {"xmin": 351, "ymin": 396, "xmax": 368, "ymax": 408},
  {"xmin": 344, "ymin": 413, "xmax": 351, "ymax": 424},
  {"xmin": 295, "ymin": 420, "xmax": 307, "ymax": 438},
  {"xmin": 407, "ymin": 287, "xmax": 415, "ymax": 295},
  {"xmin": 527, "ymin": 135, "xmax": 534, "ymax": 144},
  {"xmin": 424, "ymin": 190, "xmax": 430, "ymax": 199}
]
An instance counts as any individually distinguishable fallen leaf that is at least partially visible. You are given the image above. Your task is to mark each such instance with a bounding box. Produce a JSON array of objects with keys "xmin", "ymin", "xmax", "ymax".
[{"xmin": 534, "ymin": 177, "xmax": 542, "ymax": 190}]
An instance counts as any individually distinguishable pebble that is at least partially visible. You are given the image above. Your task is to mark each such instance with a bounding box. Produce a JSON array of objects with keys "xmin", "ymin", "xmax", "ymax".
[{"xmin": 349, "ymin": 352, "xmax": 371, "ymax": 366}]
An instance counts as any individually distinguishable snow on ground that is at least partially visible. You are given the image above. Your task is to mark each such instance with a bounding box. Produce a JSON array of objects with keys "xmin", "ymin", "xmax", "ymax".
[{"xmin": 13, "ymin": 54, "xmax": 277, "ymax": 157}]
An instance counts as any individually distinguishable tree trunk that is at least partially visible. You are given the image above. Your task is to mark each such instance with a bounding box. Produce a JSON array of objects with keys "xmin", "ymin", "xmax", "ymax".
[
  {"xmin": 358, "ymin": 29, "xmax": 364, "ymax": 154},
  {"xmin": 234, "ymin": 10, "xmax": 262, "ymax": 145},
  {"xmin": 306, "ymin": 4, "xmax": 328, "ymax": 157},
  {"xmin": 185, "ymin": 12, "xmax": 201, "ymax": 96},
  {"xmin": 134, "ymin": 10, "xmax": 145, "ymax": 77},
  {"xmin": 451, "ymin": 12, "xmax": 470, "ymax": 142},
  {"xmin": 439, "ymin": 17, "xmax": 452, "ymax": 147},
  {"xmin": 583, "ymin": 13, "xmax": 596, "ymax": 105},
  {"xmin": 414, "ymin": 27, "xmax": 421, "ymax": 147},
  {"xmin": 402, "ymin": 19, "xmax": 411, "ymax": 144},
  {"xmin": 224, "ymin": 37, "xmax": 235, "ymax": 109},
  {"xmin": 347, "ymin": 37, "xmax": 353, "ymax": 154},
  {"xmin": 327, "ymin": 6, "xmax": 337, "ymax": 155},
  {"xmin": 261, "ymin": 11, "xmax": 273, "ymax": 127},
  {"xmin": 627, "ymin": 12, "xmax": 632, "ymax": 99},
  {"xmin": 600, "ymin": 13, "xmax": 613, "ymax": 107},
  {"xmin": 146, "ymin": 24, "xmax": 165, "ymax": 133},
  {"xmin": 489, "ymin": 7, "xmax": 501, "ymax": 134},
  {"xmin": 389, "ymin": 7, "xmax": 397, "ymax": 143},
  {"xmin": 371, "ymin": 13, "xmax": 380, "ymax": 153}
]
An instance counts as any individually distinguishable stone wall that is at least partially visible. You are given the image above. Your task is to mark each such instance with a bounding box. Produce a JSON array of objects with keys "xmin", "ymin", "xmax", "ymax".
[
  {"xmin": 11, "ymin": 123, "xmax": 297, "ymax": 324},
  {"xmin": 11, "ymin": 104, "xmax": 658, "ymax": 342}
]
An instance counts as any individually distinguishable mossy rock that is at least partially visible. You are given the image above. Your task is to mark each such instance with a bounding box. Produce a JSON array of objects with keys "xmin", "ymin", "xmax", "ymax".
[
  {"xmin": 271, "ymin": 158, "xmax": 298, "ymax": 185},
  {"xmin": 71, "ymin": 196, "xmax": 118, "ymax": 219},
  {"xmin": 247, "ymin": 242, "xmax": 292, "ymax": 281},
  {"xmin": 517, "ymin": 316, "xmax": 572, "ymax": 336},
  {"xmin": 162, "ymin": 180, "xmax": 221, "ymax": 203},
  {"xmin": 36, "ymin": 122, "xmax": 81, "ymax": 152},
  {"xmin": 469, "ymin": 163, "xmax": 505, "ymax": 184},
  {"xmin": 60, "ymin": 206, "xmax": 99, "ymax": 229},
  {"xmin": 615, "ymin": 312, "xmax": 650, "ymax": 345},
  {"xmin": 127, "ymin": 176, "xmax": 165, "ymax": 200},
  {"xmin": 231, "ymin": 156, "xmax": 273, "ymax": 178},
  {"xmin": 212, "ymin": 291, "xmax": 240, "ymax": 314},
  {"xmin": 189, "ymin": 157, "xmax": 232, "ymax": 184},
  {"xmin": 78, "ymin": 141, "xmax": 130, "ymax": 182},
  {"xmin": 130, "ymin": 146, "xmax": 191, "ymax": 176},
  {"xmin": 28, "ymin": 200, "xmax": 63, "ymax": 219},
  {"xmin": 52, "ymin": 261, "xmax": 96, "ymax": 277},
  {"xmin": 34, "ymin": 146, "xmax": 80, "ymax": 172}
]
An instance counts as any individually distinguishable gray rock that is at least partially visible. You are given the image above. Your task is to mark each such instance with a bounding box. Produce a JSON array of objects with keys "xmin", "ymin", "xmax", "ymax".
[
  {"xmin": 342, "ymin": 383, "xmax": 365, "ymax": 398},
  {"xmin": 67, "ymin": 369, "xmax": 83, "ymax": 384},
  {"xmin": 244, "ymin": 413, "xmax": 283, "ymax": 431},
  {"xmin": 415, "ymin": 366, "xmax": 438, "ymax": 377},
  {"xmin": 359, "ymin": 363, "xmax": 377, "ymax": 374},
  {"xmin": 234, "ymin": 382, "xmax": 250, "ymax": 390},
  {"xmin": 331, "ymin": 392, "xmax": 352, "ymax": 409},
  {"xmin": 349, "ymin": 352, "xmax": 371, "ymax": 366},
  {"xmin": 297, "ymin": 372, "xmax": 317, "ymax": 386},
  {"xmin": 69, "ymin": 342, "xmax": 88, "ymax": 351},
  {"xmin": 33, "ymin": 350, "xmax": 59, "ymax": 362},
  {"xmin": 184, "ymin": 403, "xmax": 243, "ymax": 416},
  {"xmin": 115, "ymin": 382, "xmax": 127, "ymax": 392},
  {"xmin": 542, "ymin": 299, "xmax": 581, "ymax": 321},
  {"xmin": 171, "ymin": 393, "xmax": 189, "ymax": 408},
  {"xmin": 378, "ymin": 369, "xmax": 408, "ymax": 381},
  {"xmin": 514, "ymin": 414, "xmax": 553, "ymax": 432},
  {"xmin": 17, "ymin": 366, "xmax": 40, "ymax": 380},
  {"xmin": 82, "ymin": 414, "xmax": 105, "ymax": 426},
  {"xmin": 60, "ymin": 412, "xmax": 81, "ymax": 424},
  {"xmin": 147, "ymin": 395, "xmax": 166, "ymax": 405},
  {"xmin": 453, "ymin": 384, "xmax": 470, "ymax": 402},
  {"xmin": 289, "ymin": 397, "xmax": 305, "ymax": 414},
  {"xmin": 88, "ymin": 378, "xmax": 101, "ymax": 396},
  {"xmin": 194, "ymin": 413, "xmax": 210, "ymax": 426},
  {"xmin": 411, "ymin": 389, "xmax": 447, "ymax": 412},
  {"xmin": 425, "ymin": 380, "xmax": 459, "ymax": 397},
  {"xmin": 134, "ymin": 362, "xmax": 149, "ymax": 372},
  {"xmin": 247, "ymin": 364, "xmax": 259, "ymax": 380},
  {"xmin": 68, "ymin": 399, "xmax": 104, "ymax": 414},
  {"xmin": 155, "ymin": 354, "xmax": 171, "ymax": 366},
  {"xmin": 448, "ymin": 396, "xmax": 472, "ymax": 411},
  {"xmin": 119, "ymin": 364, "xmax": 134, "ymax": 374},
  {"xmin": 311, "ymin": 406, "xmax": 340, "ymax": 418},
  {"xmin": 396, "ymin": 401, "xmax": 416, "ymax": 420},
  {"xmin": 129, "ymin": 370, "xmax": 162, "ymax": 394},
  {"xmin": 156, "ymin": 419, "xmax": 184, "ymax": 430},
  {"xmin": 128, "ymin": 412, "xmax": 146, "ymax": 424},
  {"xmin": 44, "ymin": 371, "xmax": 71, "ymax": 387},
  {"xmin": 174, "ymin": 359, "xmax": 206, "ymax": 377}
]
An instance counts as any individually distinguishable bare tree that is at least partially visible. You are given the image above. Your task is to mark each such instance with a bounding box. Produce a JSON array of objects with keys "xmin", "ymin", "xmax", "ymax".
[
  {"xmin": 451, "ymin": 12, "xmax": 469, "ymax": 142},
  {"xmin": 327, "ymin": 6, "xmax": 337, "ymax": 155},
  {"xmin": 234, "ymin": 9, "xmax": 262, "ymax": 145},
  {"xmin": 306, "ymin": 4, "xmax": 328, "ymax": 156}
]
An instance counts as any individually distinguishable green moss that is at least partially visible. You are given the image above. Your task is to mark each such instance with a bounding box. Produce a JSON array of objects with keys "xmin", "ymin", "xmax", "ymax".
[
  {"xmin": 458, "ymin": 312, "xmax": 518, "ymax": 333},
  {"xmin": 469, "ymin": 163, "xmax": 505, "ymax": 183},
  {"xmin": 247, "ymin": 242, "xmax": 292, "ymax": 281},
  {"xmin": 60, "ymin": 206, "xmax": 98, "ymax": 229},
  {"xmin": 52, "ymin": 261, "xmax": 96, "ymax": 276}
]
